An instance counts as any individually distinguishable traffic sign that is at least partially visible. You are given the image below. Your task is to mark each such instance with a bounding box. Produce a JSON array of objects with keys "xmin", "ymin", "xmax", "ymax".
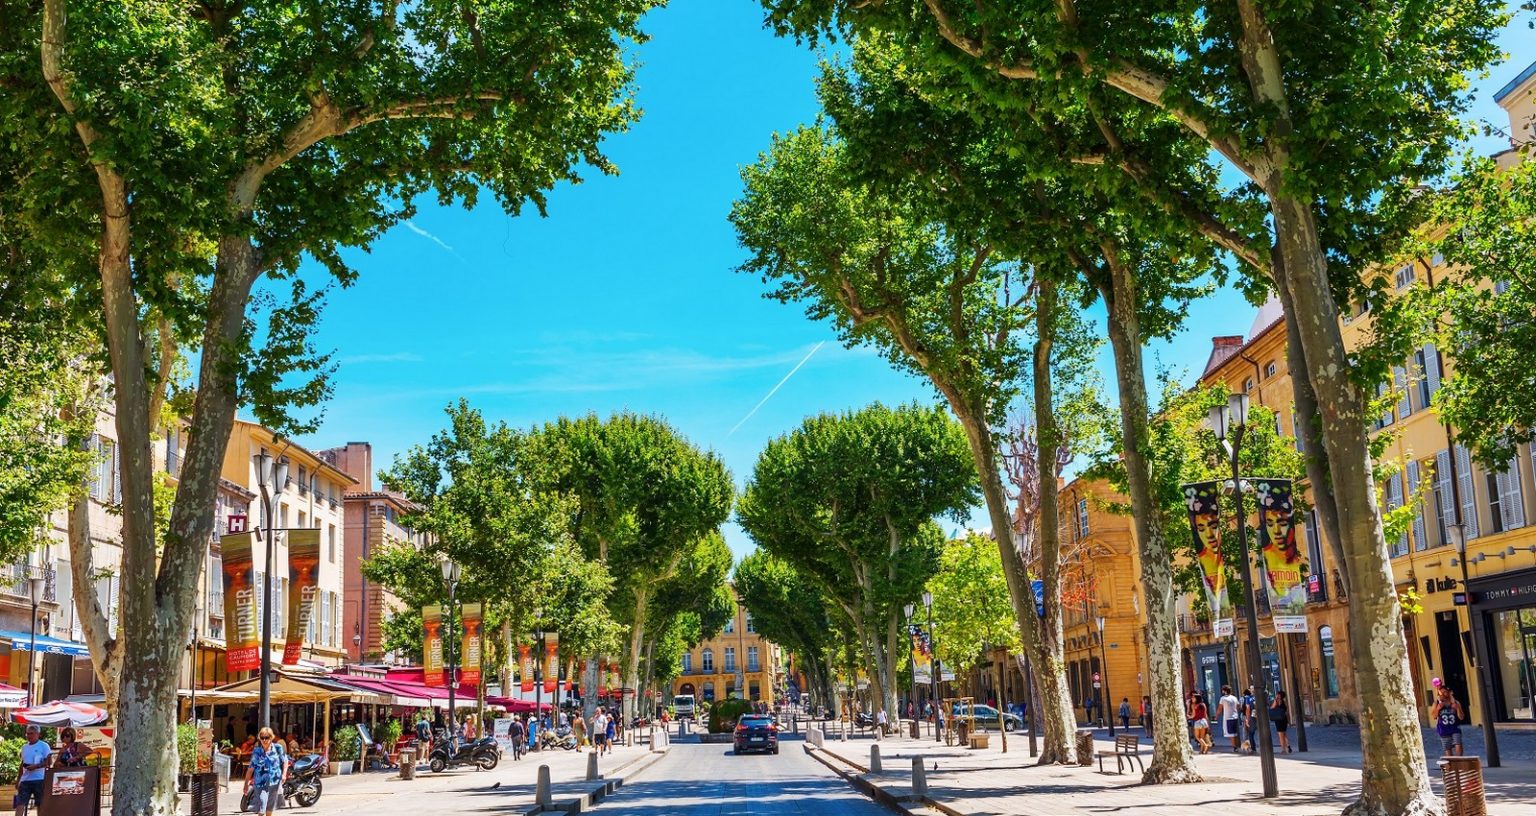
[{"xmin": 1093, "ymin": 672, "xmax": 1100, "ymax": 682}]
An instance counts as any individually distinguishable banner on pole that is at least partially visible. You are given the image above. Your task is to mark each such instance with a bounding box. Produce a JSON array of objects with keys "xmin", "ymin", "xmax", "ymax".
[
  {"xmin": 518, "ymin": 643, "xmax": 535, "ymax": 692},
  {"xmin": 282, "ymin": 529, "xmax": 321, "ymax": 665},
  {"xmin": 423, "ymin": 605, "xmax": 445, "ymax": 687},
  {"xmin": 543, "ymin": 632, "xmax": 560, "ymax": 694},
  {"xmin": 1183, "ymin": 481, "xmax": 1233, "ymax": 636},
  {"xmin": 219, "ymin": 532, "xmax": 261, "ymax": 673},
  {"xmin": 1255, "ymin": 478, "xmax": 1308, "ymax": 632},
  {"xmin": 460, "ymin": 603, "xmax": 482, "ymax": 687}
]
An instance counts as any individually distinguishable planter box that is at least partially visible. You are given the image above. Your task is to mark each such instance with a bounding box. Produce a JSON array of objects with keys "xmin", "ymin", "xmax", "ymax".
[{"xmin": 0, "ymin": 783, "xmax": 16, "ymax": 807}]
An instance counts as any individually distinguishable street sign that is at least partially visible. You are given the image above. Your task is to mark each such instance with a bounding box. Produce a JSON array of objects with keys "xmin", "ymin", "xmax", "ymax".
[
  {"xmin": 1093, "ymin": 682, "xmax": 1101, "ymax": 689},
  {"xmin": 1452, "ymin": 592, "xmax": 1470, "ymax": 606},
  {"xmin": 1093, "ymin": 672, "xmax": 1100, "ymax": 682},
  {"xmin": 226, "ymin": 514, "xmax": 247, "ymax": 534}
]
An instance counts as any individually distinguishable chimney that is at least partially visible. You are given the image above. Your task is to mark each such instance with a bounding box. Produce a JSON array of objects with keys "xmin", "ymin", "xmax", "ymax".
[
  {"xmin": 323, "ymin": 441, "xmax": 373, "ymax": 491},
  {"xmin": 1203, "ymin": 336, "xmax": 1246, "ymax": 378}
]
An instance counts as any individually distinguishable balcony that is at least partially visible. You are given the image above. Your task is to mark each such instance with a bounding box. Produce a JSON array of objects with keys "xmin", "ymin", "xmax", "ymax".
[
  {"xmin": 0, "ymin": 564, "xmax": 56, "ymax": 604},
  {"xmin": 1177, "ymin": 614, "xmax": 1211, "ymax": 634}
]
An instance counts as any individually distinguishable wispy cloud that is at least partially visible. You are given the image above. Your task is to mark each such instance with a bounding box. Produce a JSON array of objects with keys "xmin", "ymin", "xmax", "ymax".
[
  {"xmin": 727, "ymin": 341, "xmax": 826, "ymax": 437},
  {"xmin": 403, "ymin": 220, "xmax": 465, "ymax": 260},
  {"xmin": 339, "ymin": 352, "xmax": 424, "ymax": 365}
]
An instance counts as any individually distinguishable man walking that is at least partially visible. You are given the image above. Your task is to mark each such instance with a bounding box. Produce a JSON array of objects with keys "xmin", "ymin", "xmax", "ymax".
[
  {"xmin": 1217, "ymin": 686, "xmax": 1242, "ymax": 752},
  {"xmin": 1431, "ymin": 679, "xmax": 1465, "ymax": 757},
  {"xmin": 14, "ymin": 725, "xmax": 49, "ymax": 816},
  {"xmin": 1240, "ymin": 686, "xmax": 1258, "ymax": 753},
  {"xmin": 508, "ymin": 716, "xmax": 526, "ymax": 761}
]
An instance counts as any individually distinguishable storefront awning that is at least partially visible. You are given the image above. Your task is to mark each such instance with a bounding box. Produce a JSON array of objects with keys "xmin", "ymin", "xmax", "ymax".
[
  {"xmin": 186, "ymin": 670, "xmax": 390, "ymax": 705},
  {"xmin": 0, "ymin": 631, "xmax": 91, "ymax": 658},
  {"xmin": 327, "ymin": 676, "xmax": 432, "ymax": 708}
]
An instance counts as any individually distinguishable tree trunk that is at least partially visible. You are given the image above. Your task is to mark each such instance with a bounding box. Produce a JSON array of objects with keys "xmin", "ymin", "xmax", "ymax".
[
  {"xmin": 583, "ymin": 658, "xmax": 599, "ymax": 721},
  {"xmin": 623, "ymin": 589, "xmax": 648, "ymax": 725},
  {"xmin": 1268, "ymin": 191, "xmax": 1435, "ymax": 815},
  {"xmin": 1098, "ymin": 258, "xmax": 1201, "ymax": 783}
]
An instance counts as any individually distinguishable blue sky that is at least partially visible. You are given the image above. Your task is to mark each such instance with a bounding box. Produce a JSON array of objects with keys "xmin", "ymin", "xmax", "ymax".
[{"xmin": 286, "ymin": 0, "xmax": 1533, "ymax": 558}]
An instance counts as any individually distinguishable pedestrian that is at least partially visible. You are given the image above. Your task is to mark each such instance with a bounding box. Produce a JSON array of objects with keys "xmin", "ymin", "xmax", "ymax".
[
  {"xmin": 1431, "ymin": 679, "xmax": 1464, "ymax": 757},
  {"xmin": 1117, "ymin": 697, "xmax": 1131, "ymax": 730},
  {"xmin": 1190, "ymin": 694, "xmax": 1212, "ymax": 754},
  {"xmin": 605, "ymin": 710, "xmax": 618, "ymax": 754},
  {"xmin": 14, "ymin": 725, "xmax": 49, "ymax": 816},
  {"xmin": 591, "ymin": 709, "xmax": 609, "ymax": 756},
  {"xmin": 1270, "ymin": 690, "xmax": 1292, "ymax": 754},
  {"xmin": 876, "ymin": 708, "xmax": 888, "ymax": 737},
  {"xmin": 572, "ymin": 712, "xmax": 588, "ymax": 752},
  {"xmin": 54, "ymin": 728, "xmax": 88, "ymax": 769},
  {"xmin": 243, "ymin": 727, "xmax": 288, "ymax": 816},
  {"xmin": 416, "ymin": 710, "xmax": 433, "ymax": 757},
  {"xmin": 1217, "ymin": 685, "xmax": 1241, "ymax": 752},
  {"xmin": 1240, "ymin": 686, "xmax": 1257, "ymax": 753},
  {"xmin": 1082, "ymin": 696, "xmax": 1095, "ymax": 726},
  {"xmin": 508, "ymin": 716, "xmax": 526, "ymax": 761},
  {"xmin": 1140, "ymin": 695, "xmax": 1152, "ymax": 735}
]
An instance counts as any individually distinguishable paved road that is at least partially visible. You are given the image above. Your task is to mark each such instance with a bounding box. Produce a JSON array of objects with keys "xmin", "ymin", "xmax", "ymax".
[{"xmin": 591, "ymin": 736, "xmax": 888, "ymax": 816}]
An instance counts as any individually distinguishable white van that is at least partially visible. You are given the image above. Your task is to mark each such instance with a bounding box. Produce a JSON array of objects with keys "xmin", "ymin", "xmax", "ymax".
[{"xmin": 673, "ymin": 694, "xmax": 697, "ymax": 719}]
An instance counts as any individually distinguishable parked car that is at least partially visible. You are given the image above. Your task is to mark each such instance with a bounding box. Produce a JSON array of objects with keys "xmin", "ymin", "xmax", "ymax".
[
  {"xmin": 732, "ymin": 714, "xmax": 779, "ymax": 755},
  {"xmin": 951, "ymin": 703, "xmax": 1023, "ymax": 732}
]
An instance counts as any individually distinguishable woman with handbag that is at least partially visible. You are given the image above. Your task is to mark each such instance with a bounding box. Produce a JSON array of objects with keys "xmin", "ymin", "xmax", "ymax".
[{"xmin": 242, "ymin": 728, "xmax": 288, "ymax": 815}]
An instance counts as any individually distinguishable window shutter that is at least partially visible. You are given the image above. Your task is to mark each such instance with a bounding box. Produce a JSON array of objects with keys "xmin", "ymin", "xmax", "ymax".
[
  {"xmin": 1436, "ymin": 449, "xmax": 1455, "ymax": 543},
  {"xmin": 1499, "ymin": 458, "xmax": 1525, "ymax": 530},
  {"xmin": 1456, "ymin": 445, "xmax": 1480, "ymax": 539},
  {"xmin": 111, "ymin": 441, "xmax": 121, "ymax": 504},
  {"xmin": 1407, "ymin": 460, "xmax": 1428, "ymax": 552},
  {"xmin": 1394, "ymin": 366, "xmax": 1411, "ymax": 418},
  {"xmin": 1424, "ymin": 344, "xmax": 1442, "ymax": 398},
  {"xmin": 1385, "ymin": 474, "xmax": 1406, "ymax": 556}
]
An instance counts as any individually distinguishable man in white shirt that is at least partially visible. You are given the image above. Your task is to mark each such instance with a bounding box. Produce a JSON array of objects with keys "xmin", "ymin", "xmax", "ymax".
[
  {"xmin": 1217, "ymin": 686, "xmax": 1242, "ymax": 752},
  {"xmin": 15, "ymin": 725, "xmax": 51, "ymax": 816}
]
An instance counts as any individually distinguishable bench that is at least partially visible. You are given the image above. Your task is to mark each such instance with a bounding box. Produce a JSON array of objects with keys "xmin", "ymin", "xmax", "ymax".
[
  {"xmin": 967, "ymin": 733, "xmax": 991, "ymax": 749},
  {"xmin": 1096, "ymin": 734, "xmax": 1145, "ymax": 774}
]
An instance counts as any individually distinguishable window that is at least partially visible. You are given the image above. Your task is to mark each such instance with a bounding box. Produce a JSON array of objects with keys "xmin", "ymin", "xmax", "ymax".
[
  {"xmin": 1495, "ymin": 279, "xmax": 1511, "ymax": 295},
  {"xmin": 1430, "ymin": 252, "xmax": 1445, "ymax": 267},
  {"xmin": 1435, "ymin": 447, "xmax": 1481, "ymax": 542},
  {"xmin": 1243, "ymin": 377, "xmax": 1254, "ymax": 394},
  {"xmin": 89, "ymin": 436, "xmax": 120, "ymax": 503},
  {"xmin": 327, "ymin": 525, "xmax": 336, "ymax": 563},
  {"xmin": 723, "ymin": 617, "xmax": 734, "ymax": 635},
  {"xmin": 1264, "ymin": 361, "xmax": 1277, "ymax": 379},
  {"xmin": 1319, "ymin": 626, "xmax": 1340, "ymax": 698},
  {"xmin": 1488, "ymin": 457, "xmax": 1526, "ymax": 534},
  {"xmin": 1304, "ymin": 510, "xmax": 1324, "ymax": 574},
  {"xmin": 745, "ymin": 613, "xmax": 755, "ymax": 634},
  {"xmin": 724, "ymin": 647, "xmax": 737, "ymax": 673},
  {"xmin": 702, "ymin": 681, "xmax": 715, "ymax": 701},
  {"xmin": 166, "ymin": 426, "xmax": 182, "ymax": 476},
  {"xmin": 747, "ymin": 646, "xmax": 760, "ymax": 672},
  {"xmin": 681, "ymin": 653, "xmax": 692, "ymax": 673},
  {"xmin": 701, "ymin": 649, "xmax": 714, "ymax": 673},
  {"xmin": 1372, "ymin": 381, "xmax": 1393, "ymax": 430},
  {"xmin": 1413, "ymin": 345, "xmax": 1442, "ymax": 411},
  {"xmin": 1394, "ymin": 366, "xmax": 1411, "ymax": 419},
  {"xmin": 298, "ymin": 511, "xmax": 307, "ymax": 530},
  {"xmin": 1407, "ymin": 460, "xmax": 1428, "ymax": 552},
  {"xmin": 1385, "ymin": 473, "xmax": 1406, "ymax": 558},
  {"xmin": 297, "ymin": 466, "xmax": 309, "ymax": 495},
  {"xmin": 1394, "ymin": 264, "xmax": 1415, "ymax": 290},
  {"xmin": 1076, "ymin": 499, "xmax": 1089, "ymax": 538}
]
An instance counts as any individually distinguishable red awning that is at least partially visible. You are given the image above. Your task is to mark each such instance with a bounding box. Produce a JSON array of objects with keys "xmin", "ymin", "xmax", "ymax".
[
  {"xmin": 486, "ymin": 696, "xmax": 551, "ymax": 713},
  {"xmin": 328, "ymin": 676, "xmax": 432, "ymax": 708}
]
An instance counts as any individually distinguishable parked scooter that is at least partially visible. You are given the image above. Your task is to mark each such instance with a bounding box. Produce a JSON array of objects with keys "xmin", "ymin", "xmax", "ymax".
[
  {"xmin": 427, "ymin": 735, "xmax": 500, "ymax": 773},
  {"xmin": 539, "ymin": 726, "xmax": 578, "ymax": 752}
]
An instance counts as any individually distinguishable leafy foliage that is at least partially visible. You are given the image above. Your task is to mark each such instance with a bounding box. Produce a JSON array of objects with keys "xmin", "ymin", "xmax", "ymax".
[
  {"xmin": 924, "ymin": 533, "xmax": 1018, "ymax": 675},
  {"xmin": 734, "ymin": 550, "xmax": 836, "ymax": 700}
]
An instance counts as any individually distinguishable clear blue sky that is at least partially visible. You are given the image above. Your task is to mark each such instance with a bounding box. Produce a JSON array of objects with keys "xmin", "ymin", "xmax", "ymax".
[{"xmin": 285, "ymin": 0, "xmax": 1532, "ymax": 558}]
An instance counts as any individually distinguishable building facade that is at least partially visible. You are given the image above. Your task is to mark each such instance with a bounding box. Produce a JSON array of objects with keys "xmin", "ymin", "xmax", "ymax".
[{"xmin": 672, "ymin": 588, "xmax": 781, "ymax": 705}]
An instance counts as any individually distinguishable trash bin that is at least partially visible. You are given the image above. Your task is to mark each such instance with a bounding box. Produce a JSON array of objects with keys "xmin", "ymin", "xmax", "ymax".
[
  {"xmin": 1439, "ymin": 756, "xmax": 1486, "ymax": 816},
  {"xmin": 398, "ymin": 749, "xmax": 416, "ymax": 781},
  {"xmin": 1076, "ymin": 729, "xmax": 1095, "ymax": 766}
]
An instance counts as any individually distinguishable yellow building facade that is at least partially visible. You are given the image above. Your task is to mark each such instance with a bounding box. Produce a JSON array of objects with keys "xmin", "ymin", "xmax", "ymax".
[{"xmin": 671, "ymin": 587, "xmax": 781, "ymax": 705}]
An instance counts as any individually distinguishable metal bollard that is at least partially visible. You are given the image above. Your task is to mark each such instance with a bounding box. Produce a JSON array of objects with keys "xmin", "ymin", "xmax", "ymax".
[
  {"xmin": 911, "ymin": 756, "xmax": 927, "ymax": 796},
  {"xmin": 536, "ymin": 765, "xmax": 552, "ymax": 807},
  {"xmin": 870, "ymin": 744, "xmax": 882, "ymax": 773},
  {"xmin": 586, "ymin": 751, "xmax": 600, "ymax": 781}
]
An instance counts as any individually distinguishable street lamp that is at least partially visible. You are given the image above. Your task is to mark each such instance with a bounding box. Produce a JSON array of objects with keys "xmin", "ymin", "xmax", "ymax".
[
  {"xmin": 27, "ymin": 574, "xmax": 44, "ymax": 706},
  {"xmin": 253, "ymin": 452, "xmax": 289, "ymax": 729},
  {"xmin": 1207, "ymin": 392, "xmax": 1278, "ymax": 798},
  {"xmin": 440, "ymin": 558, "xmax": 461, "ymax": 735},
  {"xmin": 904, "ymin": 603, "xmax": 920, "ymax": 738},
  {"xmin": 734, "ymin": 599, "xmax": 747, "ymax": 701},
  {"xmin": 922, "ymin": 590, "xmax": 941, "ymax": 743},
  {"xmin": 1097, "ymin": 614, "xmax": 1114, "ymax": 737}
]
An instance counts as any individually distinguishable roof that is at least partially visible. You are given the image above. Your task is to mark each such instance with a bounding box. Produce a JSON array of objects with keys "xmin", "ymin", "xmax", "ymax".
[
  {"xmin": 233, "ymin": 420, "xmax": 359, "ymax": 485},
  {"xmin": 343, "ymin": 490, "xmax": 422, "ymax": 513},
  {"xmin": 191, "ymin": 670, "xmax": 389, "ymax": 705},
  {"xmin": 1494, "ymin": 59, "xmax": 1536, "ymax": 104}
]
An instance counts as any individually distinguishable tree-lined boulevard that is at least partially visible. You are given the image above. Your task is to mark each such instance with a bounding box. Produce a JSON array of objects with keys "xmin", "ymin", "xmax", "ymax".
[{"xmin": 1, "ymin": 2, "xmax": 1534, "ymax": 815}]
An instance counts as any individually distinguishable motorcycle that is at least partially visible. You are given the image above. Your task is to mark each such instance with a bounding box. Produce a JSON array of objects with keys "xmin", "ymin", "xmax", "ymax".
[
  {"xmin": 239, "ymin": 755, "xmax": 323, "ymax": 811},
  {"xmin": 539, "ymin": 726, "xmax": 578, "ymax": 751},
  {"xmin": 427, "ymin": 736, "xmax": 500, "ymax": 773}
]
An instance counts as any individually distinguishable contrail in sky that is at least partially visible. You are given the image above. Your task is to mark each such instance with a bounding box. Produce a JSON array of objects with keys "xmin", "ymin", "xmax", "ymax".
[
  {"xmin": 727, "ymin": 341, "xmax": 826, "ymax": 437},
  {"xmin": 404, "ymin": 220, "xmax": 465, "ymax": 260}
]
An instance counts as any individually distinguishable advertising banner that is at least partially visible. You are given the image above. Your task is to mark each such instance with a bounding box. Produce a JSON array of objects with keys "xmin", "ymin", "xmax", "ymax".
[
  {"xmin": 518, "ymin": 642, "xmax": 535, "ymax": 692},
  {"xmin": 543, "ymin": 632, "xmax": 560, "ymax": 694},
  {"xmin": 908, "ymin": 625, "xmax": 933, "ymax": 683},
  {"xmin": 282, "ymin": 529, "xmax": 321, "ymax": 665},
  {"xmin": 1255, "ymin": 478, "xmax": 1308, "ymax": 632},
  {"xmin": 1183, "ymin": 481, "xmax": 1233, "ymax": 635},
  {"xmin": 423, "ymin": 605, "xmax": 445, "ymax": 687},
  {"xmin": 460, "ymin": 603, "xmax": 483, "ymax": 687},
  {"xmin": 219, "ymin": 532, "xmax": 261, "ymax": 673}
]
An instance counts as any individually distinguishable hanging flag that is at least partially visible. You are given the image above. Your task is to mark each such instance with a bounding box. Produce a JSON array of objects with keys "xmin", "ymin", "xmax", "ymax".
[
  {"xmin": 423, "ymin": 605, "xmax": 445, "ymax": 687},
  {"xmin": 543, "ymin": 632, "xmax": 560, "ymax": 694},
  {"xmin": 909, "ymin": 625, "xmax": 934, "ymax": 684},
  {"xmin": 1184, "ymin": 481, "xmax": 1232, "ymax": 634},
  {"xmin": 518, "ymin": 643, "xmax": 535, "ymax": 692},
  {"xmin": 459, "ymin": 603, "xmax": 483, "ymax": 687},
  {"xmin": 282, "ymin": 529, "xmax": 321, "ymax": 665},
  {"xmin": 220, "ymin": 532, "xmax": 261, "ymax": 673},
  {"xmin": 1255, "ymin": 479, "xmax": 1309, "ymax": 632}
]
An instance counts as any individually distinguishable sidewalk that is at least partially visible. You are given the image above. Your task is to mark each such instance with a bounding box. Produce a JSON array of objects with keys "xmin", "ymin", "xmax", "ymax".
[
  {"xmin": 177, "ymin": 736, "xmax": 667, "ymax": 815},
  {"xmin": 809, "ymin": 724, "xmax": 1536, "ymax": 816}
]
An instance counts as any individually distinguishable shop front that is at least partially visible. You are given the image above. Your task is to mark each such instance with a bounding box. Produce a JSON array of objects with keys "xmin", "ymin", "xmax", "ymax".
[{"xmin": 1469, "ymin": 567, "xmax": 1536, "ymax": 722}]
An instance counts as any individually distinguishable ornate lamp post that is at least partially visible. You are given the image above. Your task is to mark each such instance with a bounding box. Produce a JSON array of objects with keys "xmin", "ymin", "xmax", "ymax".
[
  {"xmin": 1097, "ymin": 614, "xmax": 1114, "ymax": 737},
  {"xmin": 252, "ymin": 451, "xmax": 289, "ymax": 729},
  {"xmin": 923, "ymin": 590, "xmax": 941, "ymax": 742},
  {"xmin": 440, "ymin": 559, "xmax": 460, "ymax": 732},
  {"xmin": 27, "ymin": 574, "xmax": 44, "ymax": 707},
  {"xmin": 904, "ymin": 603, "xmax": 920, "ymax": 738}
]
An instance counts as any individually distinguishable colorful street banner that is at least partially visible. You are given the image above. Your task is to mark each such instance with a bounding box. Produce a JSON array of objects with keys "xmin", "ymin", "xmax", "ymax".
[
  {"xmin": 460, "ymin": 603, "xmax": 483, "ymax": 687},
  {"xmin": 423, "ymin": 605, "xmax": 445, "ymax": 687},
  {"xmin": 518, "ymin": 643, "xmax": 535, "ymax": 692},
  {"xmin": 543, "ymin": 632, "xmax": 560, "ymax": 694},
  {"xmin": 1183, "ymin": 481, "xmax": 1233, "ymax": 634},
  {"xmin": 282, "ymin": 529, "xmax": 321, "ymax": 665},
  {"xmin": 219, "ymin": 532, "xmax": 261, "ymax": 673},
  {"xmin": 1255, "ymin": 478, "xmax": 1309, "ymax": 631},
  {"xmin": 908, "ymin": 625, "xmax": 933, "ymax": 683}
]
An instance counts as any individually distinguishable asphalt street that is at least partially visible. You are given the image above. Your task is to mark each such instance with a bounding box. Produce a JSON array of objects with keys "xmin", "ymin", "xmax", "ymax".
[{"xmin": 589, "ymin": 736, "xmax": 889, "ymax": 816}]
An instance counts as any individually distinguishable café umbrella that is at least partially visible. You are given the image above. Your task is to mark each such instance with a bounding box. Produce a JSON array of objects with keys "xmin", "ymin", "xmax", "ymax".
[{"xmin": 12, "ymin": 700, "xmax": 109, "ymax": 727}]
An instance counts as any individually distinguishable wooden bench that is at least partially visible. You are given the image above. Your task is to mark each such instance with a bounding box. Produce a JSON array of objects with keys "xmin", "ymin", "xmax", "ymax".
[
  {"xmin": 1096, "ymin": 734, "xmax": 1145, "ymax": 774},
  {"xmin": 967, "ymin": 733, "xmax": 990, "ymax": 749}
]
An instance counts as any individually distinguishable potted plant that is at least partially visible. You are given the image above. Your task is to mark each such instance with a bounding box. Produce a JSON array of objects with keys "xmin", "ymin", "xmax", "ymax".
[
  {"xmin": 0, "ymin": 738, "xmax": 19, "ymax": 807},
  {"xmin": 378, "ymin": 720, "xmax": 402, "ymax": 761},
  {"xmin": 330, "ymin": 726, "xmax": 361, "ymax": 775},
  {"xmin": 176, "ymin": 723, "xmax": 198, "ymax": 791}
]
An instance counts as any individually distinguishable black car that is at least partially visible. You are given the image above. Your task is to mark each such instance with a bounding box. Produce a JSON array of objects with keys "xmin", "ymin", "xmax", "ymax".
[{"xmin": 732, "ymin": 714, "xmax": 779, "ymax": 755}]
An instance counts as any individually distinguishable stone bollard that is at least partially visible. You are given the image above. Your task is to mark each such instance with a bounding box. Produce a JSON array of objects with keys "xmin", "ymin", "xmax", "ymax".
[
  {"xmin": 911, "ymin": 756, "xmax": 927, "ymax": 796},
  {"xmin": 586, "ymin": 750, "xmax": 600, "ymax": 781},
  {"xmin": 535, "ymin": 765, "xmax": 552, "ymax": 807},
  {"xmin": 870, "ymin": 744, "xmax": 882, "ymax": 773}
]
